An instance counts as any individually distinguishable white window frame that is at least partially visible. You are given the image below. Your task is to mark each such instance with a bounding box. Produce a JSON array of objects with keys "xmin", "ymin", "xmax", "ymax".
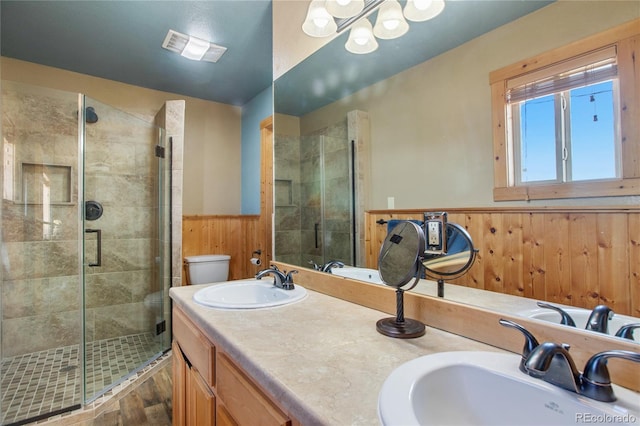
[{"xmin": 511, "ymin": 80, "xmax": 622, "ymax": 186}]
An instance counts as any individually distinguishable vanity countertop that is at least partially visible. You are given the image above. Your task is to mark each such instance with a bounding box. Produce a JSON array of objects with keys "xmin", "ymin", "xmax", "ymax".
[{"xmin": 170, "ymin": 283, "xmax": 506, "ymax": 425}]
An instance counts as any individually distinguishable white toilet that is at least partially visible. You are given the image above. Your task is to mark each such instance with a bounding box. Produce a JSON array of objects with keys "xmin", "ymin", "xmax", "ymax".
[{"xmin": 184, "ymin": 254, "xmax": 231, "ymax": 284}]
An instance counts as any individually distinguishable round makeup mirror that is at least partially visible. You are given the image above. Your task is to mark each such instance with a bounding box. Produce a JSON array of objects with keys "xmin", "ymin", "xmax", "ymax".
[
  {"xmin": 422, "ymin": 223, "xmax": 477, "ymax": 297},
  {"xmin": 378, "ymin": 221, "xmax": 425, "ymax": 290},
  {"xmin": 376, "ymin": 221, "xmax": 426, "ymax": 339}
]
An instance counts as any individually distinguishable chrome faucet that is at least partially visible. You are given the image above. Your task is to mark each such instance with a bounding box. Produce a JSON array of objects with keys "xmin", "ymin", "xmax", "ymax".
[
  {"xmin": 537, "ymin": 302, "xmax": 616, "ymax": 334},
  {"xmin": 615, "ymin": 323, "xmax": 640, "ymax": 340},
  {"xmin": 255, "ymin": 265, "xmax": 298, "ymax": 290},
  {"xmin": 499, "ymin": 318, "xmax": 640, "ymax": 402},
  {"xmin": 586, "ymin": 305, "xmax": 614, "ymax": 334},
  {"xmin": 321, "ymin": 260, "xmax": 345, "ymax": 273},
  {"xmin": 524, "ymin": 342, "xmax": 582, "ymax": 393},
  {"xmin": 581, "ymin": 350, "xmax": 640, "ymax": 402},
  {"xmin": 526, "ymin": 344, "xmax": 640, "ymax": 402},
  {"xmin": 536, "ymin": 302, "xmax": 576, "ymax": 327}
]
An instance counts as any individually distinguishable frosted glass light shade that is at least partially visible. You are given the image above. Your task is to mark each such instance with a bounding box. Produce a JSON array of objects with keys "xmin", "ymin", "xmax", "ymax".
[
  {"xmin": 326, "ymin": 0, "xmax": 365, "ymax": 19},
  {"xmin": 403, "ymin": 0, "xmax": 445, "ymax": 22},
  {"xmin": 373, "ymin": 0, "xmax": 409, "ymax": 40},
  {"xmin": 302, "ymin": 0, "xmax": 338, "ymax": 37},
  {"xmin": 345, "ymin": 19, "xmax": 378, "ymax": 54}
]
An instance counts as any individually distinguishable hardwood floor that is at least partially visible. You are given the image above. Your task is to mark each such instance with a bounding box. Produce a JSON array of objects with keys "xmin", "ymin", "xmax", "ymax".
[{"xmin": 91, "ymin": 362, "xmax": 172, "ymax": 426}]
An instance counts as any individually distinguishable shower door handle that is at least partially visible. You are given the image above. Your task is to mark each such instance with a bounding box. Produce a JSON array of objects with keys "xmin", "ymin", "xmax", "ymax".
[
  {"xmin": 315, "ymin": 223, "xmax": 320, "ymax": 249},
  {"xmin": 85, "ymin": 228, "xmax": 102, "ymax": 267}
]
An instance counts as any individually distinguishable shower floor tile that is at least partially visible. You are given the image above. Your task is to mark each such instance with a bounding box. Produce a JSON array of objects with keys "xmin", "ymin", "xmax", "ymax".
[{"xmin": 1, "ymin": 333, "xmax": 161, "ymax": 426}]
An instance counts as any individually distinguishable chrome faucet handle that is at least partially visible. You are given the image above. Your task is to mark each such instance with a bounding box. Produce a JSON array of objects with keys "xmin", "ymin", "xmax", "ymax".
[
  {"xmin": 307, "ymin": 260, "xmax": 320, "ymax": 270},
  {"xmin": 282, "ymin": 270, "xmax": 298, "ymax": 290},
  {"xmin": 536, "ymin": 302, "xmax": 576, "ymax": 327},
  {"xmin": 255, "ymin": 267, "xmax": 285, "ymax": 288},
  {"xmin": 285, "ymin": 269, "xmax": 298, "ymax": 281},
  {"xmin": 321, "ymin": 260, "xmax": 345, "ymax": 273},
  {"xmin": 581, "ymin": 350, "xmax": 640, "ymax": 402},
  {"xmin": 615, "ymin": 323, "xmax": 640, "ymax": 340},
  {"xmin": 499, "ymin": 319, "xmax": 540, "ymax": 373}
]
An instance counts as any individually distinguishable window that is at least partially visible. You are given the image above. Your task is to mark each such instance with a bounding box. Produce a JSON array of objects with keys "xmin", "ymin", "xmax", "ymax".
[
  {"xmin": 510, "ymin": 48, "xmax": 620, "ymax": 185},
  {"xmin": 490, "ymin": 19, "xmax": 639, "ymax": 201}
]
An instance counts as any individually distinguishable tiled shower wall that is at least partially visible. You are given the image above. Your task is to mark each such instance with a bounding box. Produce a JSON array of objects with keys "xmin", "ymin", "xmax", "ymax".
[
  {"xmin": 1, "ymin": 82, "xmax": 166, "ymax": 357},
  {"xmin": 300, "ymin": 120, "xmax": 352, "ymax": 266},
  {"xmin": 274, "ymin": 118, "xmax": 352, "ymax": 267},
  {"xmin": 82, "ymin": 97, "xmax": 160, "ymax": 344},
  {"xmin": 2, "ymin": 83, "xmax": 82, "ymax": 357},
  {"xmin": 273, "ymin": 134, "xmax": 302, "ymax": 266}
]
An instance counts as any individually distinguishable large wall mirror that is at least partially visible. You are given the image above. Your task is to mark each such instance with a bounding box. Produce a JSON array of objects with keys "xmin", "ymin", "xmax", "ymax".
[{"xmin": 273, "ymin": 0, "xmax": 640, "ymax": 344}]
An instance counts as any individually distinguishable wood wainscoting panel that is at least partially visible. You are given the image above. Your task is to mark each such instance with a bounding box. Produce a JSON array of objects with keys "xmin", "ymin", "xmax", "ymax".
[
  {"xmin": 365, "ymin": 208, "xmax": 640, "ymax": 316},
  {"xmin": 630, "ymin": 214, "xmax": 640, "ymax": 318},
  {"xmin": 182, "ymin": 215, "xmax": 264, "ymax": 284}
]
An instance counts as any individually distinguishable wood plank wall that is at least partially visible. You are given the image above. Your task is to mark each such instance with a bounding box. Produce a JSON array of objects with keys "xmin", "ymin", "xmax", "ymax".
[
  {"xmin": 182, "ymin": 215, "xmax": 266, "ymax": 284},
  {"xmin": 365, "ymin": 208, "xmax": 640, "ymax": 317}
]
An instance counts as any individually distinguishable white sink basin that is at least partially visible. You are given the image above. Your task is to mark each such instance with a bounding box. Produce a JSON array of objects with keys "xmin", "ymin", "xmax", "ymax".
[
  {"xmin": 193, "ymin": 279, "xmax": 307, "ymax": 309},
  {"xmin": 378, "ymin": 351, "xmax": 640, "ymax": 426},
  {"xmin": 522, "ymin": 307, "xmax": 639, "ymax": 342},
  {"xmin": 331, "ymin": 267, "xmax": 384, "ymax": 284}
]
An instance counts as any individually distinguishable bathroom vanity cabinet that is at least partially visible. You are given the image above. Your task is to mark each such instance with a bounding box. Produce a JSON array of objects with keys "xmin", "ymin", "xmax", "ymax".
[
  {"xmin": 172, "ymin": 307, "xmax": 295, "ymax": 426},
  {"xmin": 167, "ymin": 282, "xmax": 519, "ymax": 424},
  {"xmin": 170, "ymin": 277, "xmax": 635, "ymax": 424}
]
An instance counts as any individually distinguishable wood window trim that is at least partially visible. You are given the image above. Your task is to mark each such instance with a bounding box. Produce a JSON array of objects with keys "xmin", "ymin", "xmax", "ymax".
[
  {"xmin": 259, "ymin": 116, "xmax": 274, "ymax": 265},
  {"xmin": 490, "ymin": 18, "xmax": 639, "ymax": 202}
]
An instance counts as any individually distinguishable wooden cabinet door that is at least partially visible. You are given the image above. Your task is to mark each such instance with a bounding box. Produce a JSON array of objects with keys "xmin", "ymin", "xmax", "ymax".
[
  {"xmin": 216, "ymin": 400, "xmax": 239, "ymax": 426},
  {"xmin": 187, "ymin": 366, "xmax": 215, "ymax": 426},
  {"xmin": 172, "ymin": 341, "xmax": 187, "ymax": 426},
  {"xmin": 217, "ymin": 352, "xmax": 291, "ymax": 426},
  {"xmin": 173, "ymin": 307, "xmax": 216, "ymax": 387}
]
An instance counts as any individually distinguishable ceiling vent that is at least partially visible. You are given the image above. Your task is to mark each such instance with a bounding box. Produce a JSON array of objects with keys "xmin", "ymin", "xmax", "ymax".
[{"xmin": 162, "ymin": 29, "xmax": 227, "ymax": 63}]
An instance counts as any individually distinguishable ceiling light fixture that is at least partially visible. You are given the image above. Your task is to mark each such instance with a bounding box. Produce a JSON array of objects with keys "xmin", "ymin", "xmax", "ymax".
[
  {"xmin": 373, "ymin": 0, "xmax": 409, "ymax": 40},
  {"xmin": 345, "ymin": 18, "xmax": 379, "ymax": 54},
  {"xmin": 302, "ymin": 0, "xmax": 338, "ymax": 37},
  {"xmin": 162, "ymin": 29, "xmax": 227, "ymax": 63},
  {"xmin": 326, "ymin": 0, "xmax": 365, "ymax": 18},
  {"xmin": 404, "ymin": 0, "xmax": 445, "ymax": 22},
  {"xmin": 302, "ymin": 0, "xmax": 445, "ymax": 54}
]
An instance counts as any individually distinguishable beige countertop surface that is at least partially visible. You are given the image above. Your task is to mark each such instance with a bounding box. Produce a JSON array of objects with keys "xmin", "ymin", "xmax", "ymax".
[{"xmin": 170, "ymin": 282, "xmax": 506, "ymax": 425}]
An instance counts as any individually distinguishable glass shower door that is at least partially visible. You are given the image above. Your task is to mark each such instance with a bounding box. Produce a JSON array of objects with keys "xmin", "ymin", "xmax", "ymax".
[
  {"xmin": 300, "ymin": 134, "xmax": 355, "ymax": 266},
  {"xmin": 81, "ymin": 96, "xmax": 168, "ymax": 401}
]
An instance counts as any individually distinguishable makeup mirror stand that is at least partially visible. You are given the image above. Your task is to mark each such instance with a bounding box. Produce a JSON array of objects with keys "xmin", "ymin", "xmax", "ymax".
[
  {"xmin": 376, "ymin": 276, "xmax": 425, "ymax": 339},
  {"xmin": 376, "ymin": 216, "xmax": 477, "ymax": 339}
]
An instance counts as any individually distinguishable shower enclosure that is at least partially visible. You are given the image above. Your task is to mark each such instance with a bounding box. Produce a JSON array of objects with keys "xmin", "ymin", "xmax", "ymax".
[
  {"xmin": 274, "ymin": 118, "xmax": 355, "ymax": 268},
  {"xmin": 1, "ymin": 81, "xmax": 171, "ymax": 425}
]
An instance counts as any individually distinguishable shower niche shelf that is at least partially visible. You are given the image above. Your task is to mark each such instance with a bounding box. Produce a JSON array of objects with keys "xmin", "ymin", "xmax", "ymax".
[
  {"xmin": 275, "ymin": 179, "xmax": 296, "ymax": 207},
  {"xmin": 19, "ymin": 162, "xmax": 73, "ymax": 205}
]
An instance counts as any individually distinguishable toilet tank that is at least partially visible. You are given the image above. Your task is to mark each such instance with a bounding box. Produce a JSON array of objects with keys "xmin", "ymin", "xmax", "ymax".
[{"xmin": 185, "ymin": 254, "xmax": 230, "ymax": 284}]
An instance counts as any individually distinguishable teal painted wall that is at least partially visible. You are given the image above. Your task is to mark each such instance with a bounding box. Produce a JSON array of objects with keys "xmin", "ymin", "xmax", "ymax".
[{"xmin": 241, "ymin": 85, "xmax": 273, "ymax": 214}]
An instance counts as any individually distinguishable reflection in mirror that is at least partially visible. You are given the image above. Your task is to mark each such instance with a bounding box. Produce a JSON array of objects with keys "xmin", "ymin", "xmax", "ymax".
[
  {"xmin": 378, "ymin": 221, "xmax": 424, "ymax": 289},
  {"xmin": 422, "ymin": 223, "xmax": 476, "ymax": 277},
  {"xmin": 422, "ymin": 223, "xmax": 476, "ymax": 298},
  {"xmin": 273, "ymin": 110, "xmax": 373, "ymax": 268},
  {"xmin": 273, "ymin": 119, "xmax": 357, "ymax": 268},
  {"xmin": 273, "ymin": 1, "xmax": 640, "ymax": 345},
  {"xmin": 332, "ymin": 266, "xmax": 383, "ymax": 284},
  {"xmin": 376, "ymin": 221, "xmax": 426, "ymax": 339},
  {"xmin": 521, "ymin": 303, "xmax": 640, "ymax": 343}
]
